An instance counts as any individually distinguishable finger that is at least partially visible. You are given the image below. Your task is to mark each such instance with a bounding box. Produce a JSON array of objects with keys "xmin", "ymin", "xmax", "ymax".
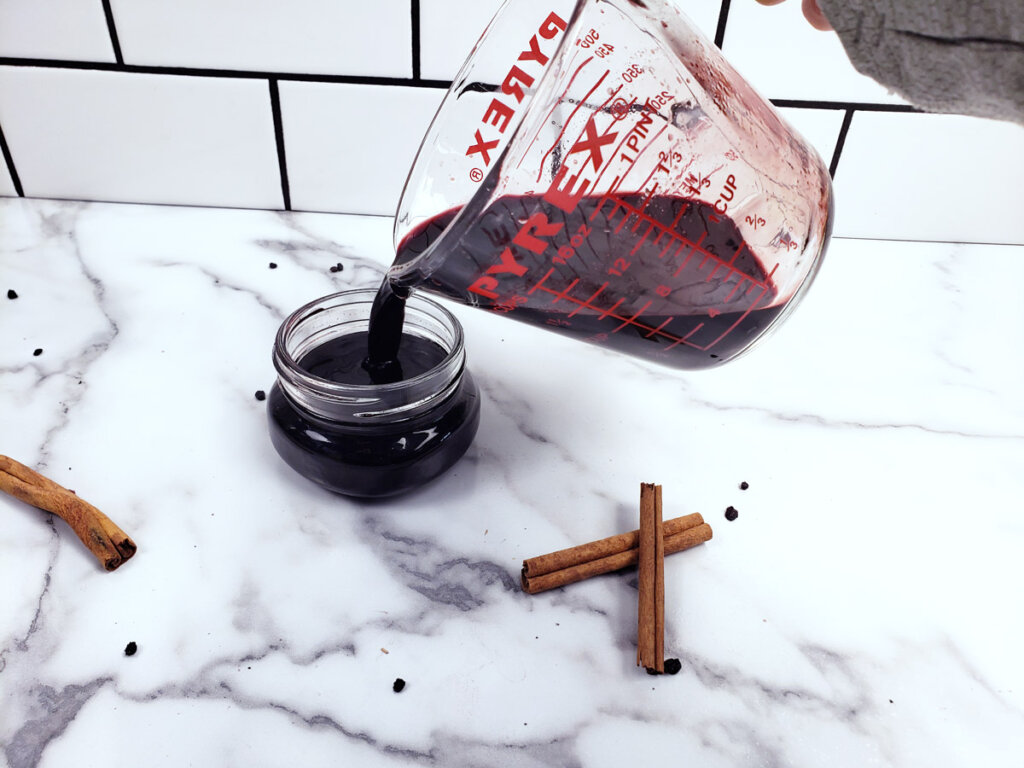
[{"xmin": 802, "ymin": 0, "xmax": 833, "ymax": 30}]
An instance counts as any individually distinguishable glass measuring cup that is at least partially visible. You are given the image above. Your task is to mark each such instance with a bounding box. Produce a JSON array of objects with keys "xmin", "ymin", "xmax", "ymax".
[{"xmin": 389, "ymin": 0, "xmax": 833, "ymax": 370}]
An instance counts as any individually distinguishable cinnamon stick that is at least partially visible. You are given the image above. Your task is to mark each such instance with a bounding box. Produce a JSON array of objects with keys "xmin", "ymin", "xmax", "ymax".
[
  {"xmin": 637, "ymin": 482, "xmax": 664, "ymax": 673},
  {"xmin": 653, "ymin": 484, "xmax": 665, "ymax": 668},
  {"xmin": 0, "ymin": 455, "xmax": 136, "ymax": 571},
  {"xmin": 520, "ymin": 514, "xmax": 711, "ymax": 594}
]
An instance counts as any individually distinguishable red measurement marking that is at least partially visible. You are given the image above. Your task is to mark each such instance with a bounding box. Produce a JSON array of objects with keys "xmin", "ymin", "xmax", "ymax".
[
  {"xmin": 568, "ymin": 282, "xmax": 609, "ymax": 317},
  {"xmin": 548, "ymin": 278, "xmax": 580, "ymax": 304},
  {"xmin": 597, "ymin": 297, "xmax": 625, "ymax": 320},
  {"xmin": 612, "ymin": 300, "xmax": 653, "ymax": 333},
  {"xmin": 652, "ymin": 203, "xmax": 692, "ymax": 251},
  {"xmin": 645, "ymin": 316, "xmax": 676, "ymax": 338},
  {"xmin": 613, "ymin": 210, "xmax": 632, "ymax": 234},
  {"xmin": 682, "ymin": 323, "xmax": 704, "ymax": 340},
  {"xmin": 723, "ymin": 275, "xmax": 749, "ymax": 302},
  {"xmin": 527, "ymin": 267, "xmax": 555, "ymax": 295},
  {"xmin": 728, "ymin": 241, "xmax": 747, "ymax": 266},
  {"xmin": 606, "ymin": 172, "xmax": 628, "ymax": 196},
  {"xmin": 591, "ymin": 192, "xmax": 626, "ymax": 224},
  {"xmin": 632, "ymin": 128, "xmax": 670, "ymax": 185},
  {"xmin": 672, "ymin": 234, "xmax": 705, "ymax": 277},
  {"xmin": 699, "ymin": 288, "xmax": 772, "ymax": 350},
  {"xmin": 663, "ymin": 322, "xmax": 706, "ymax": 351},
  {"xmin": 609, "ymin": 195, "xmax": 705, "ymax": 255},
  {"xmin": 638, "ymin": 182, "xmax": 659, "ymax": 214},
  {"xmin": 630, "ymin": 222, "xmax": 655, "ymax": 255},
  {"xmin": 668, "ymin": 200, "xmax": 690, "ymax": 231},
  {"xmin": 592, "ymin": 122, "xmax": 671, "ymax": 206},
  {"xmin": 584, "ymin": 196, "xmax": 775, "ymax": 326},
  {"xmin": 589, "ymin": 193, "xmax": 613, "ymax": 222},
  {"xmin": 683, "ymin": 238, "xmax": 771, "ymax": 288},
  {"xmin": 525, "ymin": 272, "xmax": 772, "ymax": 352},
  {"xmin": 531, "ymin": 278, "xmax": 774, "ymax": 354}
]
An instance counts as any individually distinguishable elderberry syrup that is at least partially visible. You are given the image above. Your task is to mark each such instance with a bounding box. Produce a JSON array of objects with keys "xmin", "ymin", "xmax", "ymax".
[
  {"xmin": 268, "ymin": 289, "xmax": 480, "ymax": 498},
  {"xmin": 392, "ymin": 193, "xmax": 812, "ymax": 369}
]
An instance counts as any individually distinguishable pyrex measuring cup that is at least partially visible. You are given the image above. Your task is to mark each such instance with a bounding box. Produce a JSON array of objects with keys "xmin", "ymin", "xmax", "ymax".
[{"xmin": 390, "ymin": 0, "xmax": 833, "ymax": 370}]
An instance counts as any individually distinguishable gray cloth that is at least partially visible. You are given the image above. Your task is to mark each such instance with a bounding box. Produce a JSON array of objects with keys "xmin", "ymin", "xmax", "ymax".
[{"xmin": 816, "ymin": 0, "xmax": 1024, "ymax": 123}]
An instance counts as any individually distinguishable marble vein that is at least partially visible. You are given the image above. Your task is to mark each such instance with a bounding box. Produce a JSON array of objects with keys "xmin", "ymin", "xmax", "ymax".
[
  {"xmin": 682, "ymin": 395, "xmax": 1024, "ymax": 441},
  {"xmin": 4, "ymin": 679, "xmax": 110, "ymax": 768}
]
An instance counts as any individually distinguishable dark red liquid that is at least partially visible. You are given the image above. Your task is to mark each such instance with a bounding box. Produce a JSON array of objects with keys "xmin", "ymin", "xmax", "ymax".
[{"xmin": 375, "ymin": 193, "xmax": 786, "ymax": 370}]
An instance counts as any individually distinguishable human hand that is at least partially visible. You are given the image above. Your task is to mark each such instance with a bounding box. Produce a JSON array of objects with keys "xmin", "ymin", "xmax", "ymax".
[{"xmin": 754, "ymin": 0, "xmax": 833, "ymax": 31}]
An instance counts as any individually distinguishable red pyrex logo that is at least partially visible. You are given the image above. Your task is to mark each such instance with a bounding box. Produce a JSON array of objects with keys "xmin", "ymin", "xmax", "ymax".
[{"xmin": 464, "ymin": 12, "xmax": 568, "ymax": 169}]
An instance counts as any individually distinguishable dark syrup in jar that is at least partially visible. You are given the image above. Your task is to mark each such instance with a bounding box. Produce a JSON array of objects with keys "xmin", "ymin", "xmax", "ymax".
[
  {"xmin": 267, "ymin": 302, "xmax": 479, "ymax": 498},
  {"xmin": 304, "ymin": 329, "xmax": 446, "ymax": 386}
]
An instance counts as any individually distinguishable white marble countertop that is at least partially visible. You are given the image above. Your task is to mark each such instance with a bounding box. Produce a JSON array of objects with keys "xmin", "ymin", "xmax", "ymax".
[{"xmin": 1, "ymin": 197, "xmax": 1022, "ymax": 767}]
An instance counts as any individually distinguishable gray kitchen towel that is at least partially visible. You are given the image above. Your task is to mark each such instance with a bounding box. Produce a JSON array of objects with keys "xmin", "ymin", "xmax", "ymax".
[{"xmin": 816, "ymin": 0, "xmax": 1024, "ymax": 123}]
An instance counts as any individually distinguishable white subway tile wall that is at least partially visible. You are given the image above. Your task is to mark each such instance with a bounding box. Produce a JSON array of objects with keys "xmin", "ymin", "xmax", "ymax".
[
  {"xmin": 833, "ymin": 112, "xmax": 1024, "ymax": 243},
  {"xmin": 720, "ymin": 0, "xmax": 906, "ymax": 105},
  {"xmin": 0, "ymin": 0, "xmax": 115, "ymax": 62},
  {"xmin": 419, "ymin": 0, "xmax": 505, "ymax": 80},
  {"xmin": 0, "ymin": 161, "xmax": 15, "ymax": 198},
  {"xmin": 108, "ymin": 0, "xmax": 413, "ymax": 77},
  {"xmin": 0, "ymin": 67, "xmax": 283, "ymax": 209},
  {"xmin": 0, "ymin": 0, "xmax": 1021, "ymax": 245},
  {"xmin": 418, "ymin": 0, "xmax": 724, "ymax": 80},
  {"xmin": 280, "ymin": 82, "xmax": 444, "ymax": 215}
]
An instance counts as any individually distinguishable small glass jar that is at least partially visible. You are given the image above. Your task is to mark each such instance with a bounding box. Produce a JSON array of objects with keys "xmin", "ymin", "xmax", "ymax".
[{"xmin": 267, "ymin": 289, "xmax": 480, "ymax": 498}]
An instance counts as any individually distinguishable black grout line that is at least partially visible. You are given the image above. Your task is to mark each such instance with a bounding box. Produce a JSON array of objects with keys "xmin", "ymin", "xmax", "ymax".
[
  {"xmin": 267, "ymin": 79, "xmax": 291, "ymax": 211},
  {"xmin": 0, "ymin": 57, "xmax": 452, "ymax": 89},
  {"xmin": 410, "ymin": 0, "xmax": 421, "ymax": 81},
  {"xmin": 771, "ymin": 97, "xmax": 920, "ymax": 113},
  {"xmin": 0, "ymin": 56, "xmax": 928, "ymax": 115},
  {"xmin": 0, "ymin": 118, "xmax": 25, "ymax": 196},
  {"xmin": 714, "ymin": 0, "xmax": 732, "ymax": 49},
  {"xmin": 829, "ymin": 108, "xmax": 855, "ymax": 178},
  {"xmin": 100, "ymin": 0, "xmax": 124, "ymax": 65}
]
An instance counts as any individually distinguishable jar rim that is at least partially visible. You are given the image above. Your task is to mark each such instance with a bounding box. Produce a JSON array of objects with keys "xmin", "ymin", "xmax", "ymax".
[{"xmin": 272, "ymin": 288, "xmax": 467, "ymax": 421}]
